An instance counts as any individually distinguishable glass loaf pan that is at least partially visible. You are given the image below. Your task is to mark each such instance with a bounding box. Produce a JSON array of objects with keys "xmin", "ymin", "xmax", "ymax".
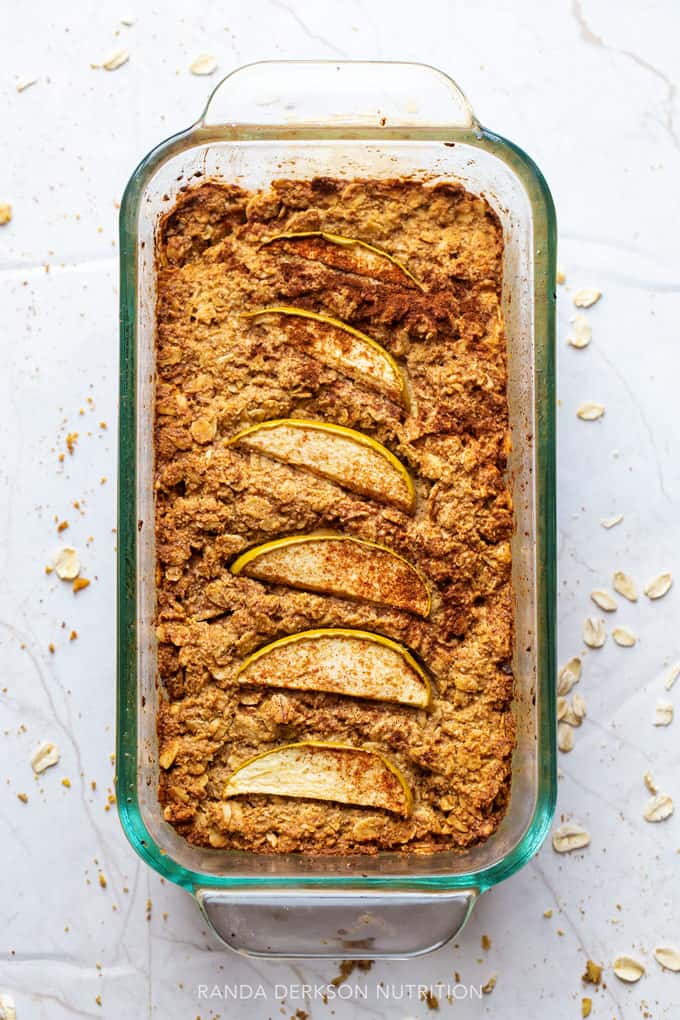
[{"xmin": 117, "ymin": 60, "xmax": 557, "ymax": 958}]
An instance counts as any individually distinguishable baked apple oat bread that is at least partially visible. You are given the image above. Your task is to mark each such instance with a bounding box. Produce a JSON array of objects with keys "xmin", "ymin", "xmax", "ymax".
[{"xmin": 155, "ymin": 176, "xmax": 515, "ymax": 854}]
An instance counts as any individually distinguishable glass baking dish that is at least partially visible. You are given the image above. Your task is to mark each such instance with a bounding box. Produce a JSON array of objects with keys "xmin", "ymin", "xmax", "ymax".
[{"xmin": 117, "ymin": 60, "xmax": 557, "ymax": 958}]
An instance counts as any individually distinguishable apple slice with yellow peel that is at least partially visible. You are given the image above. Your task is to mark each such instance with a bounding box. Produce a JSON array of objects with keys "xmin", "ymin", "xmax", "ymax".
[
  {"xmin": 227, "ymin": 419, "xmax": 415, "ymax": 513},
  {"xmin": 230, "ymin": 532, "xmax": 431, "ymax": 617},
  {"xmin": 237, "ymin": 628, "xmax": 431, "ymax": 708},
  {"xmin": 260, "ymin": 230, "xmax": 426, "ymax": 292},
  {"xmin": 223, "ymin": 741, "xmax": 413, "ymax": 816},
  {"xmin": 240, "ymin": 306, "xmax": 408, "ymax": 407}
]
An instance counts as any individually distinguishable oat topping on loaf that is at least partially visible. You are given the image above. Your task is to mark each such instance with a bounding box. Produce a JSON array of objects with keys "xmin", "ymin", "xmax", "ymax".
[{"xmin": 155, "ymin": 176, "xmax": 515, "ymax": 854}]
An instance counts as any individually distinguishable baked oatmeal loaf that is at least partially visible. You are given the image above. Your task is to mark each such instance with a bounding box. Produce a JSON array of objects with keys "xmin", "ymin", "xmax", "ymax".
[{"xmin": 154, "ymin": 176, "xmax": 515, "ymax": 854}]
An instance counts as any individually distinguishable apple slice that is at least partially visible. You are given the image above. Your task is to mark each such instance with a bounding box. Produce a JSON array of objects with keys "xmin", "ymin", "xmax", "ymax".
[
  {"xmin": 237, "ymin": 628, "xmax": 431, "ymax": 708},
  {"xmin": 230, "ymin": 532, "xmax": 431, "ymax": 617},
  {"xmin": 260, "ymin": 230, "xmax": 426, "ymax": 291},
  {"xmin": 240, "ymin": 306, "xmax": 408, "ymax": 407},
  {"xmin": 223, "ymin": 741, "xmax": 413, "ymax": 816},
  {"xmin": 228, "ymin": 418, "xmax": 415, "ymax": 513}
]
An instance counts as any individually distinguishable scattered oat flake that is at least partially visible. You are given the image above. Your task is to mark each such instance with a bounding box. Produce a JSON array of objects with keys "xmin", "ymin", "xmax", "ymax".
[
  {"xmin": 576, "ymin": 402, "xmax": 605, "ymax": 421},
  {"xmin": 556, "ymin": 267, "xmax": 566, "ymax": 284},
  {"xmin": 653, "ymin": 701, "xmax": 674, "ymax": 726},
  {"xmin": 73, "ymin": 577, "xmax": 90, "ymax": 593},
  {"xmin": 561, "ymin": 699, "xmax": 583, "ymax": 728},
  {"xmin": 16, "ymin": 75, "xmax": 39, "ymax": 92},
  {"xmin": 481, "ymin": 974, "xmax": 496, "ymax": 994},
  {"xmin": 568, "ymin": 314, "xmax": 592, "ymax": 349},
  {"xmin": 612, "ymin": 626, "xmax": 636, "ymax": 647},
  {"xmin": 543, "ymin": 908, "xmax": 553, "ymax": 918},
  {"xmin": 562, "ymin": 705, "xmax": 583, "ymax": 730},
  {"xmin": 644, "ymin": 771, "xmax": 658, "ymax": 794},
  {"xmin": 61, "ymin": 777, "xmax": 72, "ymax": 788},
  {"xmin": 189, "ymin": 53, "xmax": 218, "ymax": 75},
  {"xmin": 98, "ymin": 48, "xmax": 129, "ymax": 71},
  {"xmin": 572, "ymin": 692, "xmax": 587, "ymax": 720},
  {"xmin": 665, "ymin": 664, "xmax": 680, "ymax": 690},
  {"xmin": 54, "ymin": 546, "xmax": 80, "ymax": 581},
  {"xmin": 57, "ymin": 520, "xmax": 69, "ymax": 533},
  {"xmin": 583, "ymin": 617, "xmax": 606, "ymax": 648},
  {"xmin": 591, "ymin": 589, "xmax": 617, "ymax": 612},
  {"xmin": 582, "ymin": 960, "xmax": 602, "ymax": 985},
  {"xmin": 481, "ymin": 934, "xmax": 491, "ymax": 950},
  {"xmin": 643, "ymin": 792, "xmax": 673, "ymax": 822},
  {"xmin": 98, "ymin": 872, "xmax": 107, "ymax": 888},
  {"xmin": 31, "ymin": 741, "xmax": 60, "ymax": 774},
  {"xmin": 574, "ymin": 287, "xmax": 601, "ymax": 308},
  {"xmin": 644, "ymin": 572, "xmax": 673, "ymax": 600},
  {"xmin": 600, "ymin": 514, "xmax": 623, "ymax": 528},
  {"xmin": 654, "ymin": 946, "xmax": 680, "ymax": 972},
  {"xmin": 613, "ymin": 571, "xmax": 637, "ymax": 602},
  {"xmin": 558, "ymin": 656, "xmax": 582, "ymax": 695},
  {"xmin": 16, "ymin": 792, "xmax": 28, "ymax": 804},
  {"xmin": 66, "ymin": 431, "xmax": 78, "ymax": 454},
  {"xmin": 582, "ymin": 998, "xmax": 592, "ymax": 1018},
  {"xmin": 0, "ymin": 203, "xmax": 12, "ymax": 226},
  {"xmin": 0, "ymin": 992, "xmax": 17, "ymax": 1020},
  {"xmin": 552, "ymin": 822, "xmax": 590, "ymax": 852},
  {"xmin": 613, "ymin": 955, "xmax": 645, "ymax": 982},
  {"xmin": 558, "ymin": 721, "xmax": 575, "ymax": 752}
]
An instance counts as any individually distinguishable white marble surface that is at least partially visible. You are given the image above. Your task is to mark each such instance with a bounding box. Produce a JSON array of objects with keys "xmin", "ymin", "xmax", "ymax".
[{"xmin": 1, "ymin": 2, "xmax": 679, "ymax": 1018}]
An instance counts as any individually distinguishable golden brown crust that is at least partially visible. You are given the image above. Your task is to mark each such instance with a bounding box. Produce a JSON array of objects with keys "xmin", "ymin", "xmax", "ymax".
[{"xmin": 154, "ymin": 176, "xmax": 515, "ymax": 854}]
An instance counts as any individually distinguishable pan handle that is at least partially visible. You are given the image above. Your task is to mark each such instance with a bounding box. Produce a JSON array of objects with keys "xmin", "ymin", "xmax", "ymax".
[
  {"xmin": 200, "ymin": 60, "xmax": 477, "ymax": 132},
  {"xmin": 195, "ymin": 886, "xmax": 478, "ymax": 958}
]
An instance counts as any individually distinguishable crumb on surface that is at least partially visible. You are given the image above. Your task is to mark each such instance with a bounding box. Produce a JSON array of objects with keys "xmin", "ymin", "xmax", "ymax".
[
  {"xmin": 330, "ymin": 959, "xmax": 373, "ymax": 987},
  {"xmin": 582, "ymin": 960, "xmax": 602, "ymax": 985},
  {"xmin": 421, "ymin": 989, "xmax": 439, "ymax": 1010}
]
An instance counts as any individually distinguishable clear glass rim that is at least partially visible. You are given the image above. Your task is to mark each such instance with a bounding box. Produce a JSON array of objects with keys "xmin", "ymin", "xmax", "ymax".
[{"xmin": 116, "ymin": 68, "xmax": 557, "ymax": 895}]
